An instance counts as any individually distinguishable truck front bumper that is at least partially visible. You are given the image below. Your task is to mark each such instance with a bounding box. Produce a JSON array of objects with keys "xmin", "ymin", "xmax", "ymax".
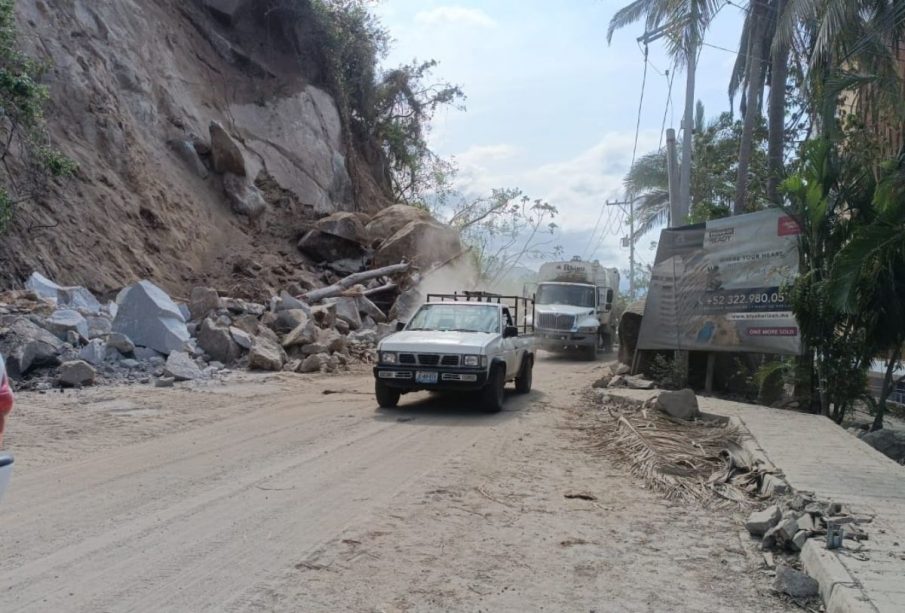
[
  {"xmin": 373, "ymin": 366, "xmax": 489, "ymax": 392},
  {"xmin": 535, "ymin": 330, "xmax": 596, "ymax": 350}
]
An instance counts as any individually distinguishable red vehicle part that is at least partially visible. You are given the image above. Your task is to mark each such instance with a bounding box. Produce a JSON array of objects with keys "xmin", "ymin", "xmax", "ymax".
[{"xmin": 0, "ymin": 359, "xmax": 13, "ymax": 445}]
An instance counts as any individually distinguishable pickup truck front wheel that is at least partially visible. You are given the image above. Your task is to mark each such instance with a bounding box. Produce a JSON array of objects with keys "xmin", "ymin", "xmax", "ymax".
[
  {"xmin": 480, "ymin": 365, "xmax": 505, "ymax": 413},
  {"xmin": 515, "ymin": 356, "xmax": 533, "ymax": 394},
  {"xmin": 375, "ymin": 380, "xmax": 401, "ymax": 408}
]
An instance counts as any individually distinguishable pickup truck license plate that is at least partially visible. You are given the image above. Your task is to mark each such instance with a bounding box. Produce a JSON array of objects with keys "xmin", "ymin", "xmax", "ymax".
[{"xmin": 416, "ymin": 371, "xmax": 438, "ymax": 384}]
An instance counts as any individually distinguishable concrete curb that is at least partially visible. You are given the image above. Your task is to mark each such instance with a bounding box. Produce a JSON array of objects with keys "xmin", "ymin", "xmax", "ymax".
[{"xmin": 801, "ymin": 541, "xmax": 875, "ymax": 613}]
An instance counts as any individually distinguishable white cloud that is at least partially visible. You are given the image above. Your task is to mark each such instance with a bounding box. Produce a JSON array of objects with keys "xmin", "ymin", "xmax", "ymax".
[{"xmin": 414, "ymin": 6, "xmax": 496, "ymax": 29}]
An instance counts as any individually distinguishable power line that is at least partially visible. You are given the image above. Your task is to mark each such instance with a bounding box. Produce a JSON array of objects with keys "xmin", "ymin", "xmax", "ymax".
[{"xmin": 658, "ymin": 63, "xmax": 677, "ymax": 150}]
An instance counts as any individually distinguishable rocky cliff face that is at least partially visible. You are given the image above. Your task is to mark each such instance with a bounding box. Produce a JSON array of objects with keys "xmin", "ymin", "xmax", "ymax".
[{"xmin": 0, "ymin": 0, "xmax": 386, "ymax": 297}]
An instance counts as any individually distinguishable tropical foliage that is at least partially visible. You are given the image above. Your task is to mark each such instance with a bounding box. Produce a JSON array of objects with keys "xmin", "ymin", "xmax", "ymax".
[{"xmin": 0, "ymin": 0, "xmax": 76, "ymax": 233}]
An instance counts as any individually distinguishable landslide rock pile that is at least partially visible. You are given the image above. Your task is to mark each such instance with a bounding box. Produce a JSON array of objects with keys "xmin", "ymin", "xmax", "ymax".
[{"xmin": 0, "ymin": 270, "xmax": 407, "ymax": 389}]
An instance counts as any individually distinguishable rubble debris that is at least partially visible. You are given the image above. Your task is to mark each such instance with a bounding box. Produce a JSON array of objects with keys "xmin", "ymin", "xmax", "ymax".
[
  {"xmin": 86, "ymin": 316, "xmax": 113, "ymax": 339},
  {"xmin": 302, "ymin": 262, "xmax": 410, "ymax": 304},
  {"xmin": 45, "ymin": 309, "xmax": 89, "ymax": 341},
  {"xmin": 655, "ymin": 389, "xmax": 701, "ymax": 421},
  {"xmin": 164, "ymin": 351, "xmax": 203, "ymax": 381},
  {"xmin": 79, "ymin": 339, "xmax": 107, "ymax": 366},
  {"xmin": 773, "ymin": 565, "xmax": 818, "ymax": 599},
  {"xmin": 189, "ymin": 287, "xmax": 222, "ymax": 321},
  {"xmin": 197, "ymin": 318, "xmax": 241, "ymax": 363},
  {"xmin": 154, "ymin": 376, "xmax": 176, "ymax": 388},
  {"xmin": 745, "ymin": 505, "xmax": 782, "ymax": 537},
  {"xmin": 59, "ymin": 360, "xmax": 97, "ymax": 387},
  {"xmin": 300, "ymin": 353, "xmax": 329, "ymax": 373},
  {"xmin": 331, "ymin": 297, "xmax": 362, "ymax": 330},
  {"xmin": 113, "ymin": 281, "xmax": 190, "ymax": 355},
  {"xmin": 282, "ymin": 321, "xmax": 318, "ymax": 348},
  {"xmin": 248, "ymin": 337, "xmax": 286, "ymax": 371},
  {"xmin": 229, "ymin": 326, "xmax": 253, "ymax": 350},
  {"xmin": 624, "ymin": 375, "xmax": 655, "ymax": 390}
]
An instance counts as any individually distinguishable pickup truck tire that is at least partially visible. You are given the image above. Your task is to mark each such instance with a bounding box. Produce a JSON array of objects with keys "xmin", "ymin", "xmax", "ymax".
[
  {"xmin": 480, "ymin": 365, "xmax": 505, "ymax": 413},
  {"xmin": 375, "ymin": 380, "xmax": 401, "ymax": 408},
  {"xmin": 515, "ymin": 355, "xmax": 533, "ymax": 394}
]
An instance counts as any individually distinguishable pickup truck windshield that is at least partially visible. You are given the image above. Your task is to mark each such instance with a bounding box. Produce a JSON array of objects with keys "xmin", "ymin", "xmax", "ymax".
[
  {"xmin": 407, "ymin": 304, "xmax": 500, "ymax": 333},
  {"xmin": 536, "ymin": 284, "xmax": 596, "ymax": 308}
]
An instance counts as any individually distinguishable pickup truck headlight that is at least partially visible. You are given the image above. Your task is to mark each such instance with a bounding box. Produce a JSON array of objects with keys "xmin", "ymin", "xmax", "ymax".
[
  {"xmin": 463, "ymin": 355, "xmax": 483, "ymax": 367},
  {"xmin": 380, "ymin": 352, "xmax": 397, "ymax": 364}
]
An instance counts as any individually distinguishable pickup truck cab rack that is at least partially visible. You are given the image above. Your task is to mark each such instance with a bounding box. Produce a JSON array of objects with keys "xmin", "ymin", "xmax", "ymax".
[{"xmin": 425, "ymin": 292, "xmax": 535, "ymax": 337}]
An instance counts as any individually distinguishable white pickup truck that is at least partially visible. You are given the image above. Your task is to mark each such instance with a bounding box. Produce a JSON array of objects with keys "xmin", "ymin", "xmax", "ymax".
[{"xmin": 373, "ymin": 293, "xmax": 535, "ymax": 412}]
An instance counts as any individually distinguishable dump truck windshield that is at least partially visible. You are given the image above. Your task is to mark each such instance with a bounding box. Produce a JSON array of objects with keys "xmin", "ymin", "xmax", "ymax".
[{"xmin": 535, "ymin": 284, "xmax": 596, "ymax": 308}]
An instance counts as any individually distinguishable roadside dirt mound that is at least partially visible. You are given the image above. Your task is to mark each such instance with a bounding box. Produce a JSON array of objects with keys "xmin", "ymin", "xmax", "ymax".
[{"xmin": 0, "ymin": 0, "xmax": 390, "ymax": 299}]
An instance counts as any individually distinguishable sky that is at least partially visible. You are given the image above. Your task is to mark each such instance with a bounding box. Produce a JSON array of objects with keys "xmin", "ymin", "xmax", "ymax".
[{"xmin": 372, "ymin": 0, "xmax": 748, "ymax": 277}]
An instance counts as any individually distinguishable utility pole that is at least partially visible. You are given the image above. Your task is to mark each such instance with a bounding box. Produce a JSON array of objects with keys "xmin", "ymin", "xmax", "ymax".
[
  {"xmin": 607, "ymin": 198, "xmax": 634, "ymax": 300},
  {"xmin": 638, "ymin": 20, "xmax": 696, "ymax": 224},
  {"xmin": 666, "ymin": 128, "xmax": 680, "ymax": 227}
]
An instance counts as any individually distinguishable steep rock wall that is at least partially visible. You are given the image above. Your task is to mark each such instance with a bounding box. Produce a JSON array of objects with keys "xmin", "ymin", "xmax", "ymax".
[{"xmin": 0, "ymin": 0, "xmax": 383, "ymax": 296}]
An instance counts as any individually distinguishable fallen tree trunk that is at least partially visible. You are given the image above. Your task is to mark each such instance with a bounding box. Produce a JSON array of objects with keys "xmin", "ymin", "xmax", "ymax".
[
  {"xmin": 362, "ymin": 282, "xmax": 397, "ymax": 297},
  {"xmin": 301, "ymin": 262, "xmax": 410, "ymax": 303}
]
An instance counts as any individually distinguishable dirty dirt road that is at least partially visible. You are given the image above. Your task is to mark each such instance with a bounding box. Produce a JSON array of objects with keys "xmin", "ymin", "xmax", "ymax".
[{"xmin": 0, "ymin": 356, "xmax": 791, "ymax": 612}]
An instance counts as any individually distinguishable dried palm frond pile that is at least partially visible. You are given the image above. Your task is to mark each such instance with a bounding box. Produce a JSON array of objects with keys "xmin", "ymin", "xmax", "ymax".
[{"xmin": 586, "ymin": 394, "xmax": 777, "ymax": 508}]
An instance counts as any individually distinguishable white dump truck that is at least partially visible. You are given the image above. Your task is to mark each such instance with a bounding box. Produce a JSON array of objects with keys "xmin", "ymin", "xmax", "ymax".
[
  {"xmin": 374, "ymin": 292, "xmax": 535, "ymax": 412},
  {"xmin": 533, "ymin": 257, "xmax": 620, "ymax": 360}
]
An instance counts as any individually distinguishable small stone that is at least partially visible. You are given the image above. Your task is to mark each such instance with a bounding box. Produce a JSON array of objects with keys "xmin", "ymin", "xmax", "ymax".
[
  {"xmin": 197, "ymin": 318, "xmax": 241, "ymax": 363},
  {"xmin": 796, "ymin": 514, "xmax": 816, "ymax": 533},
  {"xmin": 592, "ymin": 375, "xmax": 613, "ymax": 389},
  {"xmin": 301, "ymin": 342, "xmax": 328, "ymax": 356},
  {"xmin": 154, "ymin": 376, "xmax": 176, "ymax": 388},
  {"xmin": 107, "ymin": 332, "xmax": 136, "ymax": 355},
  {"xmin": 773, "ymin": 565, "xmax": 818, "ymax": 599},
  {"xmin": 624, "ymin": 375, "xmax": 655, "ymax": 390},
  {"xmin": 284, "ymin": 359, "xmax": 302, "ymax": 372},
  {"xmin": 282, "ymin": 321, "xmax": 319, "ymax": 348},
  {"xmin": 746, "ymin": 505, "xmax": 782, "ymax": 537},
  {"xmin": 120, "ymin": 359, "xmax": 141, "ymax": 369},
  {"xmin": 615, "ymin": 363, "xmax": 631, "ymax": 375},
  {"xmin": 274, "ymin": 309, "xmax": 308, "ymax": 334},
  {"xmin": 777, "ymin": 516, "xmax": 800, "ymax": 543},
  {"xmin": 164, "ymin": 351, "xmax": 203, "ymax": 381},
  {"xmin": 59, "ymin": 360, "xmax": 96, "ymax": 387},
  {"xmin": 791, "ymin": 530, "xmax": 809, "ymax": 551},
  {"xmin": 334, "ymin": 319, "xmax": 351, "ymax": 335},
  {"xmin": 317, "ymin": 328, "xmax": 347, "ymax": 354}
]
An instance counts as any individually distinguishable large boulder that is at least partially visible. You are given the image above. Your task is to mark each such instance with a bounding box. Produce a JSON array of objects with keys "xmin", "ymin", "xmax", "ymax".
[
  {"xmin": 298, "ymin": 231, "xmax": 366, "ymax": 263},
  {"xmin": 860, "ymin": 429, "xmax": 905, "ymax": 464},
  {"xmin": 273, "ymin": 309, "xmax": 309, "ymax": 334},
  {"xmin": 248, "ymin": 337, "xmax": 286, "ymax": 371},
  {"xmin": 196, "ymin": 318, "xmax": 241, "ymax": 363},
  {"xmin": 189, "ymin": 287, "xmax": 222, "ymax": 321},
  {"xmin": 365, "ymin": 205, "xmax": 432, "ymax": 244},
  {"xmin": 168, "ymin": 139, "xmax": 210, "ymax": 179},
  {"xmin": 59, "ymin": 360, "xmax": 96, "ymax": 387},
  {"xmin": 373, "ymin": 220, "xmax": 461, "ymax": 269},
  {"xmin": 300, "ymin": 353, "xmax": 329, "ymax": 373},
  {"xmin": 209, "ymin": 120, "xmax": 246, "ymax": 176},
  {"xmin": 86, "ymin": 316, "xmax": 113, "ymax": 339},
  {"xmin": 44, "ymin": 309, "xmax": 90, "ymax": 341},
  {"xmin": 222, "ymin": 173, "xmax": 267, "ymax": 220},
  {"xmin": 0, "ymin": 316, "xmax": 64, "ymax": 378},
  {"xmin": 356, "ymin": 296, "xmax": 386, "ymax": 323},
  {"xmin": 24, "ymin": 271, "xmax": 63, "ymax": 301},
  {"xmin": 164, "ymin": 351, "xmax": 203, "ymax": 381},
  {"xmin": 106, "ymin": 332, "xmax": 135, "ymax": 355},
  {"xmin": 113, "ymin": 281, "xmax": 190, "ymax": 355}
]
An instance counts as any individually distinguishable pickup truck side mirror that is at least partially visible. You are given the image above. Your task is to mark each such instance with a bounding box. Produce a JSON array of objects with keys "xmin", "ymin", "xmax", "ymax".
[
  {"xmin": 503, "ymin": 325, "xmax": 518, "ymax": 338},
  {"xmin": 395, "ymin": 321, "xmax": 406, "ymax": 332}
]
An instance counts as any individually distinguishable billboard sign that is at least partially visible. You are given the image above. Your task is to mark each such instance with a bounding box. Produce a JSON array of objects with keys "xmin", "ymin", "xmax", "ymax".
[{"xmin": 637, "ymin": 208, "xmax": 802, "ymax": 355}]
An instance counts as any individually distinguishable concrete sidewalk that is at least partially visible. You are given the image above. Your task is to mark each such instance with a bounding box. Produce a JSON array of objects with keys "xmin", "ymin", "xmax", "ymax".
[{"xmin": 607, "ymin": 389, "xmax": 905, "ymax": 613}]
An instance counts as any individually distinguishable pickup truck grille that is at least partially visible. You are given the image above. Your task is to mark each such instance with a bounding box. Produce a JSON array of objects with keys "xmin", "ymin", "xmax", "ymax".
[
  {"xmin": 397, "ymin": 353, "xmax": 462, "ymax": 367},
  {"xmin": 536, "ymin": 313, "xmax": 575, "ymax": 331}
]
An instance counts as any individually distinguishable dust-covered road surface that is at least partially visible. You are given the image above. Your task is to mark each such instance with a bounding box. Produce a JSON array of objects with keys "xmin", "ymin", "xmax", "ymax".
[{"xmin": 0, "ymin": 356, "xmax": 791, "ymax": 612}]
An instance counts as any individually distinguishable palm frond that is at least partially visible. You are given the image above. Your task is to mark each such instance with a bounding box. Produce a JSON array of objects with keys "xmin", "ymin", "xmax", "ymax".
[{"xmin": 607, "ymin": 0, "xmax": 657, "ymax": 43}]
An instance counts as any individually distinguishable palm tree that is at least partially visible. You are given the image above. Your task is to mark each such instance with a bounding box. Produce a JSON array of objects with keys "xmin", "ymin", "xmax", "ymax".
[
  {"xmin": 778, "ymin": 0, "xmax": 905, "ymax": 144},
  {"xmin": 624, "ymin": 106, "xmax": 767, "ymax": 242},
  {"xmin": 829, "ymin": 151, "xmax": 905, "ymax": 430}
]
